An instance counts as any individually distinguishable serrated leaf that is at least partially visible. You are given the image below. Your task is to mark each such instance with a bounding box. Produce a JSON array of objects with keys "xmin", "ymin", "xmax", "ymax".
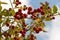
[
  {"xmin": 0, "ymin": 5, "xmax": 2, "ymax": 11},
  {"xmin": 53, "ymin": 5, "xmax": 58, "ymax": 13}
]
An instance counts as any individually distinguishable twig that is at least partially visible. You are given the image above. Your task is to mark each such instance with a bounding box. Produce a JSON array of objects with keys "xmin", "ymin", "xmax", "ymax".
[{"xmin": 9, "ymin": 0, "xmax": 14, "ymax": 10}]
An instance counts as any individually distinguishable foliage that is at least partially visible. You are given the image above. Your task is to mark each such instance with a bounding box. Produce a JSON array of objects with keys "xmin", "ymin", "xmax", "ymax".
[{"xmin": 0, "ymin": 0, "xmax": 59, "ymax": 40}]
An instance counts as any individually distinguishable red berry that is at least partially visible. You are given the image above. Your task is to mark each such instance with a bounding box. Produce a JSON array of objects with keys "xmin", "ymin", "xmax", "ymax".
[
  {"xmin": 47, "ymin": 6, "xmax": 51, "ymax": 9},
  {"xmin": 22, "ymin": 22, "xmax": 26, "ymax": 27},
  {"xmin": 51, "ymin": 17, "xmax": 55, "ymax": 19},
  {"xmin": 18, "ymin": 9, "xmax": 22, "ymax": 12},
  {"xmin": 3, "ymin": 32, "xmax": 8, "ymax": 37},
  {"xmin": 6, "ymin": 22, "xmax": 9, "ymax": 26},
  {"xmin": 41, "ymin": 11, "xmax": 45, "ymax": 15},
  {"xmin": 19, "ymin": 2, "xmax": 21, "ymax": 4},
  {"xmin": 14, "ymin": 37, "xmax": 18, "ymax": 40},
  {"xmin": 40, "ymin": 6, "xmax": 44, "ymax": 9},
  {"xmin": 28, "ymin": 7, "xmax": 32, "ymax": 11},
  {"xmin": 16, "ymin": 2, "xmax": 19, "ymax": 5},
  {"xmin": 30, "ymin": 34, "xmax": 34, "ymax": 40},
  {"xmin": 14, "ymin": 15, "xmax": 21, "ymax": 20},
  {"xmin": 16, "ymin": 0, "xmax": 21, "ymax": 6},
  {"xmin": 33, "ymin": 27, "xmax": 36, "ymax": 31},
  {"xmin": 20, "ymin": 30, "xmax": 23, "ymax": 33},
  {"xmin": 37, "ymin": 8, "xmax": 41, "ymax": 12},
  {"xmin": 20, "ymin": 28, "xmax": 26, "ymax": 37},
  {"xmin": 35, "ymin": 29, "xmax": 40, "ymax": 33},
  {"xmin": 31, "ymin": 34, "xmax": 34, "ymax": 37},
  {"xmin": 15, "ymin": 31, "xmax": 18, "ymax": 34},
  {"xmin": 33, "ymin": 9, "xmax": 37, "ymax": 13},
  {"xmin": 11, "ymin": 26, "xmax": 14, "ymax": 29},
  {"xmin": 27, "ymin": 11, "xmax": 34, "ymax": 15},
  {"xmin": 22, "ymin": 14, "xmax": 27, "ymax": 18},
  {"xmin": 39, "ymin": 27, "xmax": 42, "ymax": 31},
  {"xmin": 23, "ymin": 27, "xmax": 26, "ymax": 31}
]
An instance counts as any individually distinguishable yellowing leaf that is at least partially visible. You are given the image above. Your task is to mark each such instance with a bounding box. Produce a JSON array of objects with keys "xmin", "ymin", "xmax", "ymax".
[
  {"xmin": 36, "ymin": 18, "xmax": 41, "ymax": 23},
  {"xmin": 0, "ymin": 1, "xmax": 8, "ymax": 4},
  {"xmin": 40, "ymin": 22, "xmax": 45, "ymax": 28}
]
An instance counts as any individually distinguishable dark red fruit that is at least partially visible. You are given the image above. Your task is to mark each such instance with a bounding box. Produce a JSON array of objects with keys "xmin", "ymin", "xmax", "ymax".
[
  {"xmin": 37, "ymin": 8, "xmax": 41, "ymax": 12},
  {"xmin": 3, "ymin": 32, "xmax": 8, "ymax": 37},
  {"xmin": 16, "ymin": 0, "xmax": 21, "ymax": 6},
  {"xmin": 22, "ymin": 14, "xmax": 27, "ymax": 18},
  {"xmin": 30, "ymin": 34, "xmax": 34, "ymax": 40},
  {"xmin": 33, "ymin": 27, "xmax": 36, "ymax": 31},
  {"xmin": 33, "ymin": 9, "xmax": 37, "ymax": 13},
  {"xmin": 6, "ymin": 22, "xmax": 9, "ymax": 26},
  {"xmin": 22, "ymin": 22, "xmax": 26, "ymax": 27},
  {"xmin": 35, "ymin": 29, "xmax": 40, "ymax": 33},
  {"xmin": 18, "ymin": 9, "xmax": 22, "ymax": 12},
  {"xmin": 51, "ymin": 17, "xmax": 55, "ymax": 19},
  {"xmin": 39, "ymin": 27, "xmax": 42, "ymax": 31},
  {"xmin": 27, "ymin": 11, "xmax": 34, "ymax": 15},
  {"xmin": 40, "ymin": 5, "xmax": 44, "ymax": 9},
  {"xmin": 47, "ymin": 6, "xmax": 51, "ymax": 9},
  {"xmin": 28, "ymin": 7, "xmax": 32, "ymax": 11},
  {"xmin": 14, "ymin": 15, "xmax": 21, "ymax": 20},
  {"xmin": 20, "ymin": 28, "xmax": 26, "ymax": 37},
  {"xmin": 41, "ymin": 11, "xmax": 45, "ymax": 15},
  {"xmin": 15, "ymin": 31, "xmax": 18, "ymax": 34},
  {"xmin": 14, "ymin": 37, "xmax": 19, "ymax": 40}
]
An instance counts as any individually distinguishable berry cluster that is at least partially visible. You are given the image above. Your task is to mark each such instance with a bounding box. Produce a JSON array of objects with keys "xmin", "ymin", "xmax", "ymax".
[
  {"xmin": 14, "ymin": 37, "xmax": 20, "ymax": 40},
  {"xmin": 15, "ymin": 0, "xmax": 21, "ymax": 6},
  {"xmin": 14, "ymin": 9, "xmax": 27, "ymax": 20},
  {"xmin": 30, "ymin": 34, "xmax": 35, "ymax": 40},
  {"xmin": 20, "ymin": 28, "xmax": 26, "ymax": 37},
  {"xmin": 33, "ymin": 26, "xmax": 42, "ymax": 33},
  {"xmin": 0, "ymin": 1, "xmax": 58, "ymax": 40},
  {"xmin": 3, "ymin": 31, "xmax": 11, "ymax": 37}
]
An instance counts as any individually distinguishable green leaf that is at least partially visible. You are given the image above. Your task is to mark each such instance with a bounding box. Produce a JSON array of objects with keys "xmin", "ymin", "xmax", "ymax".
[
  {"xmin": 30, "ymin": 28, "xmax": 34, "ymax": 32},
  {"xmin": 45, "ymin": 17, "xmax": 51, "ymax": 21},
  {"xmin": 0, "ymin": 5, "xmax": 2, "ymax": 11},
  {"xmin": 53, "ymin": 5, "xmax": 58, "ymax": 13},
  {"xmin": 40, "ymin": 22, "xmax": 45, "ymax": 28},
  {"xmin": 10, "ymin": 10, "xmax": 15, "ymax": 16},
  {"xmin": 1, "ymin": 9, "xmax": 9, "ymax": 16},
  {"xmin": 8, "ymin": 29, "xmax": 14, "ymax": 35}
]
